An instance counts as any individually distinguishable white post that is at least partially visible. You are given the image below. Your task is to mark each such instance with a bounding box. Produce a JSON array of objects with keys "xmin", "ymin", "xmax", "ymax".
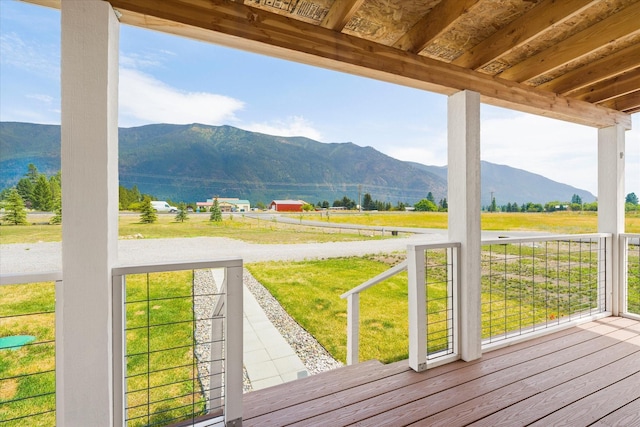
[
  {"xmin": 408, "ymin": 244, "xmax": 427, "ymax": 371},
  {"xmin": 225, "ymin": 265, "xmax": 244, "ymax": 426},
  {"xmin": 59, "ymin": 1, "xmax": 120, "ymax": 425},
  {"xmin": 448, "ymin": 90, "xmax": 482, "ymax": 361},
  {"xmin": 598, "ymin": 125, "xmax": 626, "ymax": 315},
  {"xmin": 346, "ymin": 293, "xmax": 360, "ymax": 365}
]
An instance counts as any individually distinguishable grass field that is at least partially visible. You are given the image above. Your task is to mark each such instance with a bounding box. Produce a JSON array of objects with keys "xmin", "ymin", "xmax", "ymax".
[
  {"xmin": 0, "ymin": 213, "xmax": 387, "ymax": 245},
  {"xmin": 1, "ymin": 211, "xmax": 639, "ymax": 245},
  {"xmin": 301, "ymin": 210, "xmax": 640, "ymax": 233}
]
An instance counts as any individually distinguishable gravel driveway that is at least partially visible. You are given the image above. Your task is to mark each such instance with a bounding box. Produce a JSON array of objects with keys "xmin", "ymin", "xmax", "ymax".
[{"xmin": 0, "ymin": 233, "xmax": 446, "ymax": 274}]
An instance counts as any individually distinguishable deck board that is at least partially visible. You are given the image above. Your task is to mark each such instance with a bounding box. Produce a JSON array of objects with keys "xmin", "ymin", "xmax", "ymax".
[{"xmin": 242, "ymin": 317, "xmax": 640, "ymax": 427}]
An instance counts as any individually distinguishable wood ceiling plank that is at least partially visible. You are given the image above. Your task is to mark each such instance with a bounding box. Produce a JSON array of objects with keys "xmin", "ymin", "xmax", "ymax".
[
  {"xmin": 599, "ymin": 91, "xmax": 640, "ymax": 113},
  {"xmin": 21, "ymin": 0, "xmax": 631, "ymax": 128},
  {"xmin": 321, "ymin": 0, "xmax": 364, "ymax": 31},
  {"xmin": 538, "ymin": 43, "xmax": 640, "ymax": 94},
  {"xmin": 105, "ymin": 0, "xmax": 630, "ymax": 129},
  {"xmin": 452, "ymin": 0, "xmax": 598, "ymax": 70},
  {"xmin": 392, "ymin": 0, "xmax": 480, "ymax": 54},
  {"xmin": 573, "ymin": 69, "xmax": 640, "ymax": 103},
  {"xmin": 498, "ymin": 1, "xmax": 640, "ymax": 83}
]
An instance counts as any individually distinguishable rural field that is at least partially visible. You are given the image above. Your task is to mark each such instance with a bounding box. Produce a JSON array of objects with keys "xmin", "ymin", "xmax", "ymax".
[
  {"xmin": 1, "ymin": 210, "xmax": 639, "ymax": 244},
  {"xmin": 1, "ymin": 210, "xmax": 639, "ymax": 425}
]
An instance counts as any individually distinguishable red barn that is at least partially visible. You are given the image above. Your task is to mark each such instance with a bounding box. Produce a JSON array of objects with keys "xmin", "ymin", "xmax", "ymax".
[{"xmin": 269, "ymin": 200, "xmax": 307, "ymax": 212}]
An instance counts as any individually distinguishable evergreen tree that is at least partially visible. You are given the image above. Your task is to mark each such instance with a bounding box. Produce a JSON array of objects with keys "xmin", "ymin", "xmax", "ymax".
[
  {"xmin": 49, "ymin": 172, "xmax": 61, "ymax": 205},
  {"xmin": 626, "ymin": 192, "xmax": 638, "ymax": 205},
  {"xmin": 50, "ymin": 193, "xmax": 62, "ymax": 224},
  {"xmin": 2, "ymin": 188, "xmax": 28, "ymax": 225},
  {"xmin": 210, "ymin": 198, "xmax": 222, "ymax": 222},
  {"xmin": 426, "ymin": 192, "xmax": 435, "ymax": 203},
  {"xmin": 439, "ymin": 198, "xmax": 448, "ymax": 210},
  {"xmin": 139, "ymin": 197, "xmax": 157, "ymax": 223},
  {"xmin": 26, "ymin": 163, "xmax": 39, "ymax": 184},
  {"xmin": 362, "ymin": 193, "xmax": 373, "ymax": 210},
  {"xmin": 571, "ymin": 194, "xmax": 583, "ymax": 205},
  {"xmin": 16, "ymin": 177, "xmax": 33, "ymax": 207},
  {"xmin": 490, "ymin": 196, "xmax": 497, "ymax": 212},
  {"xmin": 32, "ymin": 174, "xmax": 53, "ymax": 211},
  {"xmin": 175, "ymin": 202, "xmax": 189, "ymax": 222}
]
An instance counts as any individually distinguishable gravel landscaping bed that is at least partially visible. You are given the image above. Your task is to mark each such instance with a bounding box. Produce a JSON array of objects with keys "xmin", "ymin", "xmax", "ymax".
[
  {"xmin": 243, "ymin": 269, "xmax": 342, "ymax": 375},
  {"xmin": 193, "ymin": 268, "xmax": 342, "ymax": 397}
]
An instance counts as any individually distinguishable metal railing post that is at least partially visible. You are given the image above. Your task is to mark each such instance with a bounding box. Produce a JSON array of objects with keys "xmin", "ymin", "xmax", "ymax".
[
  {"xmin": 408, "ymin": 244, "xmax": 427, "ymax": 372},
  {"xmin": 225, "ymin": 265, "xmax": 243, "ymax": 427},
  {"xmin": 346, "ymin": 293, "xmax": 360, "ymax": 365},
  {"xmin": 111, "ymin": 273, "xmax": 125, "ymax": 427}
]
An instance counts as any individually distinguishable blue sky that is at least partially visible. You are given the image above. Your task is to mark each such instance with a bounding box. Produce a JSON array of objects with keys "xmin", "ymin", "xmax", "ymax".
[{"xmin": 1, "ymin": 0, "xmax": 638, "ymax": 198}]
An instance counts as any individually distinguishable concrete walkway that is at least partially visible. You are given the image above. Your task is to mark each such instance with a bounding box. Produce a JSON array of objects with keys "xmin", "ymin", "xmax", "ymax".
[{"xmin": 212, "ymin": 269, "xmax": 308, "ymax": 390}]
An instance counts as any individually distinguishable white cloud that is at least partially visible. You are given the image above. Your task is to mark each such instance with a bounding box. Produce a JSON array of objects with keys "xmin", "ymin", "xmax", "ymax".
[
  {"xmin": 26, "ymin": 93, "xmax": 53, "ymax": 104},
  {"xmin": 481, "ymin": 113, "xmax": 598, "ymax": 193},
  {"xmin": 0, "ymin": 32, "xmax": 59, "ymax": 77},
  {"xmin": 120, "ymin": 50, "xmax": 174, "ymax": 70},
  {"xmin": 118, "ymin": 68, "xmax": 244, "ymax": 126},
  {"xmin": 244, "ymin": 116, "xmax": 323, "ymax": 140}
]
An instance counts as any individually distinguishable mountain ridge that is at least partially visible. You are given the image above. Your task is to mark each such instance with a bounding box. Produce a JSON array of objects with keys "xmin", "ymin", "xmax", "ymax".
[{"xmin": 0, "ymin": 121, "xmax": 595, "ymax": 206}]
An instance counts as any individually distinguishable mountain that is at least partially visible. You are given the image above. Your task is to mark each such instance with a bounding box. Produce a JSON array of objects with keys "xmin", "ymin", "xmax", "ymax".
[
  {"xmin": 408, "ymin": 161, "xmax": 595, "ymax": 206},
  {"xmin": 0, "ymin": 121, "xmax": 595, "ymax": 206}
]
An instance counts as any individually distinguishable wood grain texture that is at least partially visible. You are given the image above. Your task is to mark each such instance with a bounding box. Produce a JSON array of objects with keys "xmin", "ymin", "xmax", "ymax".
[{"xmin": 242, "ymin": 317, "xmax": 640, "ymax": 427}]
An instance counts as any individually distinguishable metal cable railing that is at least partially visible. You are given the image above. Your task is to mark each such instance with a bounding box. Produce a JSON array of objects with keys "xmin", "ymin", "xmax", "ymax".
[
  {"xmin": 622, "ymin": 234, "xmax": 640, "ymax": 317},
  {"xmin": 480, "ymin": 234, "xmax": 608, "ymax": 345},
  {"xmin": 0, "ymin": 272, "xmax": 61, "ymax": 427},
  {"xmin": 112, "ymin": 259, "xmax": 243, "ymax": 427}
]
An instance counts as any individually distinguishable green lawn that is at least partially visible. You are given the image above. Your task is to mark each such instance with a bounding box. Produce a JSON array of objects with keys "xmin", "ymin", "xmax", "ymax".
[
  {"xmin": 301, "ymin": 210, "xmax": 640, "ymax": 234},
  {"xmin": 0, "ymin": 282, "xmax": 55, "ymax": 427},
  {"xmin": 0, "ymin": 213, "xmax": 388, "ymax": 244}
]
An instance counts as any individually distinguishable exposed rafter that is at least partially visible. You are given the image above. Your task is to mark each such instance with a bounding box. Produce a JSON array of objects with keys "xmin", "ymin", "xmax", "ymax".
[
  {"xmin": 573, "ymin": 69, "xmax": 640, "ymax": 104},
  {"xmin": 499, "ymin": 1, "xmax": 640, "ymax": 83},
  {"xmin": 392, "ymin": 0, "xmax": 479, "ymax": 54},
  {"xmin": 100, "ymin": 0, "xmax": 629, "ymax": 129},
  {"xmin": 321, "ymin": 0, "xmax": 364, "ymax": 31},
  {"xmin": 18, "ymin": 0, "xmax": 636, "ymax": 129},
  {"xmin": 538, "ymin": 43, "xmax": 640, "ymax": 95},
  {"xmin": 452, "ymin": 0, "xmax": 598, "ymax": 70},
  {"xmin": 600, "ymin": 91, "xmax": 640, "ymax": 114}
]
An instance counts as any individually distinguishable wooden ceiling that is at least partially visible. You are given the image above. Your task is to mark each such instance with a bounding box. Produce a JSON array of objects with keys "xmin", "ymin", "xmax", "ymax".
[{"xmin": 24, "ymin": 0, "xmax": 640, "ymax": 129}]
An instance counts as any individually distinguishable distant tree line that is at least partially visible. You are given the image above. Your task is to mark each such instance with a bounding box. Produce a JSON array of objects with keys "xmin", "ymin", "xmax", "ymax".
[{"xmin": 486, "ymin": 193, "xmax": 639, "ymax": 213}]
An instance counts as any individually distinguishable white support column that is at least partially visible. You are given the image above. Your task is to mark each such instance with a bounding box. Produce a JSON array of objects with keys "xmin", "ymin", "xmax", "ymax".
[
  {"xmin": 59, "ymin": 1, "xmax": 119, "ymax": 425},
  {"xmin": 598, "ymin": 125, "xmax": 626, "ymax": 315},
  {"xmin": 448, "ymin": 90, "xmax": 482, "ymax": 362}
]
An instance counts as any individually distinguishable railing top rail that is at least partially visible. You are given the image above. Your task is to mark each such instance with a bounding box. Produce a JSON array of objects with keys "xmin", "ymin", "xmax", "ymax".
[
  {"xmin": 481, "ymin": 232, "xmax": 611, "ymax": 246},
  {"xmin": 112, "ymin": 257, "xmax": 243, "ymax": 276},
  {"xmin": 407, "ymin": 241, "xmax": 461, "ymax": 251},
  {"xmin": 341, "ymin": 260, "xmax": 408, "ymax": 299},
  {"xmin": 621, "ymin": 233, "xmax": 640, "ymax": 238},
  {"xmin": 0, "ymin": 271, "xmax": 62, "ymax": 286}
]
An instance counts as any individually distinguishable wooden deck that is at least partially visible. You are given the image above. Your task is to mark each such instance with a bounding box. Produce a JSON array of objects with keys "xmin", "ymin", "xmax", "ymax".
[{"xmin": 242, "ymin": 317, "xmax": 640, "ymax": 426}]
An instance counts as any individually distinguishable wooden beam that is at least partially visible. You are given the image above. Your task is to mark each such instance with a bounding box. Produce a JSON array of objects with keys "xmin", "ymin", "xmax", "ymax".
[
  {"xmin": 452, "ymin": 0, "xmax": 597, "ymax": 70},
  {"xmin": 499, "ymin": 1, "xmax": 640, "ymax": 83},
  {"xmin": 18, "ymin": 0, "xmax": 59, "ymax": 8},
  {"xmin": 599, "ymin": 91, "xmax": 640, "ymax": 114},
  {"xmin": 392, "ymin": 0, "xmax": 479, "ymax": 54},
  {"xmin": 321, "ymin": 0, "xmax": 364, "ymax": 31},
  {"xmin": 104, "ymin": 0, "xmax": 630, "ymax": 129},
  {"xmin": 538, "ymin": 43, "xmax": 640, "ymax": 95},
  {"xmin": 573, "ymin": 69, "xmax": 640, "ymax": 103}
]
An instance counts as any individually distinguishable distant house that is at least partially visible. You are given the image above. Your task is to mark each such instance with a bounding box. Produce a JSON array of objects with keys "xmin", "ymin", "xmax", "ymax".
[
  {"xmin": 269, "ymin": 200, "xmax": 307, "ymax": 212},
  {"xmin": 196, "ymin": 197, "xmax": 250, "ymax": 212}
]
